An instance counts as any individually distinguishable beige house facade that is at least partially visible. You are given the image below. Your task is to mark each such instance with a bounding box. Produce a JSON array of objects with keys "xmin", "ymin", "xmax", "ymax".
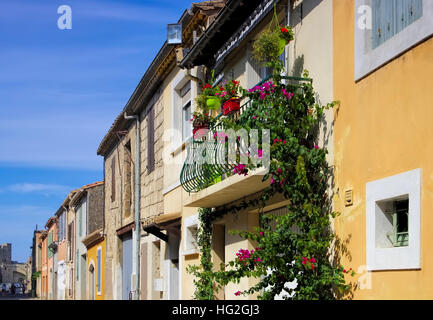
[
  {"xmin": 177, "ymin": 0, "xmax": 334, "ymax": 299},
  {"xmin": 97, "ymin": 2, "xmax": 225, "ymax": 300}
]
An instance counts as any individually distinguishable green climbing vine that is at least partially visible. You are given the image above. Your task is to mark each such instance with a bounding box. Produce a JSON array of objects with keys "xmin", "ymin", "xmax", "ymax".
[{"xmin": 187, "ymin": 23, "xmax": 354, "ymax": 300}]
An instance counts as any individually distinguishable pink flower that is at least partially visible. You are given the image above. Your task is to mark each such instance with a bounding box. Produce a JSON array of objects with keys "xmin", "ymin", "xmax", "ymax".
[
  {"xmin": 281, "ymin": 88, "xmax": 294, "ymax": 100},
  {"xmin": 302, "ymin": 257, "xmax": 307, "ymax": 265},
  {"xmin": 257, "ymin": 149, "xmax": 263, "ymax": 158},
  {"xmin": 233, "ymin": 164, "xmax": 248, "ymax": 176},
  {"xmin": 253, "ymin": 116, "xmax": 257, "ymax": 120},
  {"xmin": 259, "ymin": 232, "xmax": 264, "ymax": 236},
  {"xmin": 311, "ymin": 257, "xmax": 316, "ymax": 263},
  {"xmin": 314, "ymin": 145, "xmax": 319, "ymax": 149},
  {"xmin": 234, "ymin": 291, "xmax": 242, "ymax": 296}
]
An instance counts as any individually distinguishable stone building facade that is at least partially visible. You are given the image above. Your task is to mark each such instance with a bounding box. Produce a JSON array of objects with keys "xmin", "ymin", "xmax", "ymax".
[
  {"xmin": 97, "ymin": 2, "xmax": 222, "ymax": 300},
  {"xmin": 0, "ymin": 243, "xmax": 28, "ymax": 285}
]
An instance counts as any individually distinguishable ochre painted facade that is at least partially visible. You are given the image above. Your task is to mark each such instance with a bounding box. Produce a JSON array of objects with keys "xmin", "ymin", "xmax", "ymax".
[
  {"xmin": 87, "ymin": 239, "xmax": 105, "ymax": 300},
  {"xmin": 333, "ymin": 0, "xmax": 433, "ymax": 299}
]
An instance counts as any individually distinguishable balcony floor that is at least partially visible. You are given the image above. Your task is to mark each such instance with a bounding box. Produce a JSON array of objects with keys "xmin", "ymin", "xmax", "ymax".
[{"xmin": 184, "ymin": 167, "xmax": 270, "ymax": 208}]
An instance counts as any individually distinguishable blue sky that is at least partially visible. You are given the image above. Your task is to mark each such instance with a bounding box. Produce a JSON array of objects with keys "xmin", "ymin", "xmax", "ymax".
[{"xmin": 0, "ymin": 0, "xmax": 193, "ymax": 262}]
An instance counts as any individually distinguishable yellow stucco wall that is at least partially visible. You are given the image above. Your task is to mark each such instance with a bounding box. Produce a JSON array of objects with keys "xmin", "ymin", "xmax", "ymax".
[
  {"xmin": 87, "ymin": 239, "xmax": 105, "ymax": 300},
  {"xmin": 333, "ymin": 0, "xmax": 433, "ymax": 299}
]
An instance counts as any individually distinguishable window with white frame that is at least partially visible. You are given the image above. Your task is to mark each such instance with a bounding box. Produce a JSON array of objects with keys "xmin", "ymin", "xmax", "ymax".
[
  {"xmin": 355, "ymin": 0, "xmax": 432, "ymax": 80},
  {"xmin": 366, "ymin": 169, "xmax": 421, "ymax": 271},
  {"xmin": 181, "ymin": 82, "xmax": 192, "ymax": 141},
  {"xmin": 183, "ymin": 214, "xmax": 199, "ymax": 254},
  {"xmin": 172, "ymin": 76, "xmax": 194, "ymax": 152}
]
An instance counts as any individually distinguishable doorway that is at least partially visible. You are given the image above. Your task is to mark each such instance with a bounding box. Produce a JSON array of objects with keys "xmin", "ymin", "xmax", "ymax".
[
  {"xmin": 167, "ymin": 232, "xmax": 180, "ymax": 300},
  {"xmin": 122, "ymin": 233, "xmax": 133, "ymax": 300}
]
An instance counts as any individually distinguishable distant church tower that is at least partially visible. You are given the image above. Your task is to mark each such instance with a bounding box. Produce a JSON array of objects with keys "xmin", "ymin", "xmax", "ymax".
[{"xmin": 0, "ymin": 243, "xmax": 12, "ymax": 264}]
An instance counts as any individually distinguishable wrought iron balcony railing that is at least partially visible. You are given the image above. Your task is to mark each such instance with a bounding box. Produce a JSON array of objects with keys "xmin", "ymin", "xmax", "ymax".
[{"xmin": 180, "ymin": 76, "xmax": 312, "ymax": 193}]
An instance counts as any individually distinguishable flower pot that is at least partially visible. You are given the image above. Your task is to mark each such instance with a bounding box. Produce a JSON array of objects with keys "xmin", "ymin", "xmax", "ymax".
[
  {"xmin": 206, "ymin": 96, "xmax": 220, "ymax": 110},
  {"xmin": 222, "ymin": 98, "xmax": 241, "ymax": 116},
  {"xmin": 278, "ymin": 38, "xmax": 286, "ymax": 56},
  {"xmin": 193, "ymin": 122, "xmax": 209, "ymax": 135}
]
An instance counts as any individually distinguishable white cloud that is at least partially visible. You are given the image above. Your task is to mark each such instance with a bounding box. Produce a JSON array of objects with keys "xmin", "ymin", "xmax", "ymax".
[{"xmin": 0, "ymin": 183, "xmax": 72, "ymax": 196}]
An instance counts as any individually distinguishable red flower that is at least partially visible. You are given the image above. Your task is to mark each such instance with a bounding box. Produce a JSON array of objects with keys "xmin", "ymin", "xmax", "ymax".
[
  {"xmin": 202, "ymin": 83, "xmax": 212, "ymax": 90},
  {"xmin": 281, "ymin": 27, "xmax": 289, "ymax": 33},
  {"xmin": 232, "ymin": 80, "xmax": 239, "ymax": 85},
  {"xmin": 231, "ymin": 90, "xmax": 235, "ymax": 95}
]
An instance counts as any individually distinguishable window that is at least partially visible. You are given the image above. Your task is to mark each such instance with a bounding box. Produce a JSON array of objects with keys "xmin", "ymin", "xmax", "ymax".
[
  {"xmin": 372, "ymin": 0, "xmax": 422, "ymax": 49},
  {"xmin": 366, "ymin": 169, "xmax": 421, "ymax": 271},
  {"xmin": 355, "ymin": 0, "xmax": 432, "ymax": 80},
  {"xmin": 172, "ymin": 74, "xmax": 195, "ymax": 152},
  {"xmin": 260, "ymin": 206, "xmax": 288, "ymax": 231},
  {"xmin": 58, "ymin": 211, "xmax": 66, "ymax": 241},
  {"xmin": 392, "ymin": 199, "xmax": 409, "ymax": 247},
  {"xmin": 96, "ymin": 247, "xmax": 102, "ymax": 294},
  {"xmin": 67, "ymin": 222, "xmax": 74, "ymax": 261},
  {"xmin": 111, "ymin": 156, "xmax": 116, "ymax": 202},
  {"xmin": 183, "ymin": 214, "xmax": 199, "ymax": 255},
  {"xmin": 124, "ymin": 141, "xmax": 132, "ymax": 218},
  {"xmin": 78, "ymin": 205, "xmax": 82, "ymax": 237},
  {"xmin": 181, "ymin": 82, "xmax": 192, "ymax": 141},
  {"xmin": 376, "ymin": 197, "xmax": 409, "ymax": 248},
  {"xmin": 147, "ymin": 106, "xmax": 155, "ymax": 173},
  {"xmin": 47, "ymin": 231, "xmax": 53, "ymax": 258}
]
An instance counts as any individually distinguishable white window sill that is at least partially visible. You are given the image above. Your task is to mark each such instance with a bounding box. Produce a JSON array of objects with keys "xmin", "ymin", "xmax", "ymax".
[
  {"xmin": 171, "ymin": 139, "xmax": 191, "ymax": 157},
  {"xmin": 181, "ymin": 249, "xmax": 199, "ymax": 256}
]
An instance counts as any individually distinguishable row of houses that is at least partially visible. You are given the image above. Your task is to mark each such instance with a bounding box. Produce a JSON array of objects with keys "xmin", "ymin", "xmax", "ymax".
[{"xmin": 30, "ymin": 0, "xmax": 433, "ymax": 299}]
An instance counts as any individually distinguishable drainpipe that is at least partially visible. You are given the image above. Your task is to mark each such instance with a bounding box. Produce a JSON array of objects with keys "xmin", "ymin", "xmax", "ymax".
[{"xmin": 124, "ymin": 112, "xmax": 141, "ymax": 300}]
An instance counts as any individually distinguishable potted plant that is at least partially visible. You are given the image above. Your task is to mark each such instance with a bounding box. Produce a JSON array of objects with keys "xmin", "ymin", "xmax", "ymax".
[
  {"xmin": 252, "ymin": 5, "xmax": 294, "ymax": 64},
  {"xmin": 218, "ymin": 80, "xmax": 242, "ymax": 116},
  {"xmin": 191, "ymin": 111, "xmax": 214, "ymax": 136},
  {"xmin": 253, "ymin": 24, "xmax": 293, "ymax": 63},
  {"xmin": 200, "ymin": 83, "xmax": 221, "ymax": 111}
]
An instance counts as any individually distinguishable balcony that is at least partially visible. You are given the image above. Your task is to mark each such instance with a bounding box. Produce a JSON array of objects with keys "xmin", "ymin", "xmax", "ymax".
[{"xmin": 180, "ymin": 76, "xmax": 312, "ymax": 206}]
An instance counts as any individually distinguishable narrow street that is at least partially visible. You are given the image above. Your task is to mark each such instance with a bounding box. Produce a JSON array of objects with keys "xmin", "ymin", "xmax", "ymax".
[{"xmin": 0, "ymin": 293, "xmax": 37, "ymax": 300}]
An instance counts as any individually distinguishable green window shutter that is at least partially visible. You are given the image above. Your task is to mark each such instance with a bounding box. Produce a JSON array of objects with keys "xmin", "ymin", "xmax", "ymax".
[
  {"xmin": 392, "ymin": 200, "xmax": 409, "ymax": 247},
  {"xmin": 48, "ymin": 232, "xmax": 53, "ymax": 258},
  {"xmin": 373, "ymin": 0, "xmax": 423, "ymax": 49}
]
